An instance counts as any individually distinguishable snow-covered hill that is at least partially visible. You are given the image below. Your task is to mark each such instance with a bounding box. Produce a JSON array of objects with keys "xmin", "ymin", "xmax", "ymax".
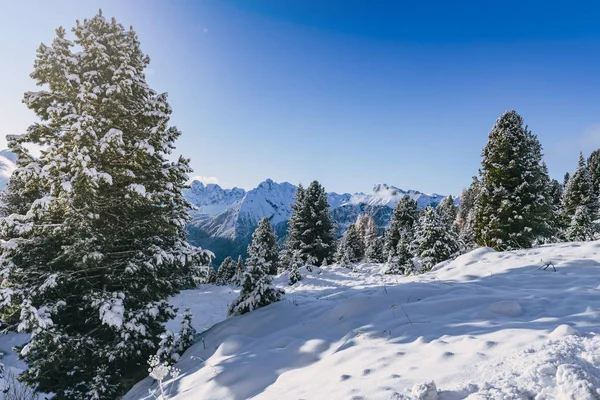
[
  {"xmin": 126, "ymin": 241, "xmax": 600, "ymax": 399},
  {"xmin": 184, "ymin": 180, "xmax": 448, "ymax": 263}
]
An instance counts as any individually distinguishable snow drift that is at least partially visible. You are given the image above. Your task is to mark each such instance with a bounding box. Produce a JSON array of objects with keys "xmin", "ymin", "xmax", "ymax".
[{"xmin": 127, "ymin": 241, "xmax": 600, "ymax": 398}]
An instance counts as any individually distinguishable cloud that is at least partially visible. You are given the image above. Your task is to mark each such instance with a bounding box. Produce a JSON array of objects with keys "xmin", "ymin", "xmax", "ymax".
[{"xmin": 190, "ymin": 175, "xmax": 220, "ymax": 185}]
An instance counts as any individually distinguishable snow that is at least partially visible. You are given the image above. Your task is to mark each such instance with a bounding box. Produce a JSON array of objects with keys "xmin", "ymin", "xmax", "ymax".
[{"xmin": 125, "ymin": 240, "xmax": 600, "ymax": 399}]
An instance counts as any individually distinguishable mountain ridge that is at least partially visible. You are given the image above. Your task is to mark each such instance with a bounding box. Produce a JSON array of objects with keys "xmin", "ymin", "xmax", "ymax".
[{"xmin": 183, "ymin": 179, "xmax": 451, "ymax": 264}]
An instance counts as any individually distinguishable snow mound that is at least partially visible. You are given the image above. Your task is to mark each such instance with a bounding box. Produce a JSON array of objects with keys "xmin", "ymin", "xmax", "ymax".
[{"xmin": 125, "ymin": 240, "xmax": 600, "ymax": 399}]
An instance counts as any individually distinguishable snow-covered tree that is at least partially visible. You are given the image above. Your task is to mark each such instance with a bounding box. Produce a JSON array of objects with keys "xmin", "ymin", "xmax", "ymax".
[
  {"xmin": 365, "ymin": 236, "xmax": 385, "ymax": 263},
  {"xmin": 456, "ymin": 177, "xmax": 480, "ymax": 251},
  {"xmin": 286, "ymin": 181, "xmax": 335, "ymax": 266},
  {"xmin": 247, "ymin": 217, "xmax": 280, "ymax": 275},
  {"xmin": 384, "ymin": 195, "xmax": 418, "ymax": 258},
  {"xmin": 178, "ymin": 308, "xmax": 196, "ymax": 355},
  {"xmin": 413, "ymin": 207, "xmax": 459, "ymax": 271},
  {"xmin": 588, "ymin": 149, "xmax": 600, "ymax": 196},
  {"xmin": 287, "ymin": 249, "xmax": 303, "ymax": 285},
  {"xmin": 383, "ymin": 234, "xmax": 414, "ymax": 275},
  {"xmin": 0, "ymin": 12, "xmax": 211, "ymax": 398},
  {"xmin": 355, "ymin": 214, "xmax": 378, "ymax": 252},
  {"xmin": 335, "ymin": 223, "xmax": 364, "ymax": 265},
  {"xmin": 562, "ymin": 153, "xmax": 598, "ymax": 240},
  {"xmin": 473, "ymin": 110, "xmax": 553, "ymax": 250},
  {"xmin": 563, "ymin": 153, "xmax": 597, "ymax": 215},
  {"xmin": 437, "ymin": 195, "xmax": 457, "ymax": 230},
  {"xmin": 215, "ymin": 256, "xmax": 236, "ymax": 285},
  {"xmin": 232, "ymin": 255, "xmax": 245, "ymax": 286},
  {"xmin": 565, "ymin": 205, "xmax": 596, "ymax": 241},
  {"xmin": 228, "ymin": 263, "xmax": 284, "ymax": 316},
  {"xmin": 563, "ymin": 172, "xmax": 571, "ymax": 189}
]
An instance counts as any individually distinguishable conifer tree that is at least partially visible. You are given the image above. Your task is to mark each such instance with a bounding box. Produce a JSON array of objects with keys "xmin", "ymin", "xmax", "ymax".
[
  {"xmin": 383, "ymin": 234, "xmax": 414, "ymax": 275},
  {"xmin": 413, "ymin": 207, "xmax": 459, "ymax": 271},
  {"xmin": 456, "ymin": 177, "xmax": 480, "ymax": 251},
  {"xmin": 588, "ymin": 149, "xmax": 600, "ymax": 196},
  {"xmin": 563, "ymin": 172, "xmax": 571, "ymax": 189},
  {"xmin": 562, "ymin": 153, "xmax": 597, "ymax": 240},
  {"xmin": 288, "ymin": 250, "xmax": 303, "ymax": 285},
  {"xmin": 215, "ymin": 256, "xmax": 236, "ymax": 285},
  {"xmin": 0, "ymin": 12, "xmax": 211, "ymax": 398},
  {"xmin": 232, "ymin": 255, "xmax": 245, "ymax": 286},
  {"xmin": 286, "ymin": 181, "xmax": 335, "ymax": 266},
  {"xmin": 247, "ymin": 217, "xmax": 279, "ymax": 275},
  {"xmin": 437, "ymin": 195, "xmax": 457, "ymax": 230},
  {"xmin": 365, "ymin": 236, "xmax": 385, "ymax": 263},
  {"xmin": 384, "ymin": 195, "xmax": 418, "ymax": 258},
  {"xmin": 473, "ymin": 110, "xmax": 553, "ymax": 250},
  {"xmin": 335, "ymin": 224, "xmax": 364, "ymax": 265},
  {"xmin": 355, "ymin": 214, "xmax": 378, "ymax": 252},
  {"xmin": 228, "ymin": 264, "xmax": 283, "ymax": 316}
]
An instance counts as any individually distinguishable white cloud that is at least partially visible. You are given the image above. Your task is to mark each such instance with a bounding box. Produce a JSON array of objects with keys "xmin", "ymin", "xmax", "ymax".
[{"xmin": 190, "ymin": 175, "xmax": 219, "ymax": 185}]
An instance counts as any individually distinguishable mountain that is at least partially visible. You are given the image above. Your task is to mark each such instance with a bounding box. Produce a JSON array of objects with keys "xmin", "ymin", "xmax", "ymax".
[{"xmin": 184, "ymin": 180, "xmax": 449, "ymax": 264}]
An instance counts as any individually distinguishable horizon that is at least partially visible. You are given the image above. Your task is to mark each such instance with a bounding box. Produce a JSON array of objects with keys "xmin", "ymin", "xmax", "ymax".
[{"xmin": 2, "ymin": 1, "xmax": 600, "ymax": 194}]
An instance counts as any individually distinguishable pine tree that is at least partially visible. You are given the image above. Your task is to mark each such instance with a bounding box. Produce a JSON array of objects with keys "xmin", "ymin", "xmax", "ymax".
[
  {"xmin": 383, "ymin": 234, "xmax": 413, "ymax": 275},
  {"xmin": 565, "ymin": 205, "xmax": 596, "ymax": 241},
  {"xmin": 215, "ymin": 256, "xmax": 236, "ymax": 285},
  {"xmin": 562, "ymin": 153, "xmax": 598, "ymax": 240},
  {"xmin": 355, "ymin": 214, "xmax": 378, "ymax": 252},
  {"xmin": 178, "ymin": 308, "xmax": 196, "ymax": 355},
  {"xmin": 563, "ymin": 172, "xmax": 571, "ymax": 190},
  {"xmin": 384, "ymin": 195, "xmax": 418, "ymax": 258},
  {"xmin": 588, "ymin": 149, "xmax": 600, "ymax": 196},
  {"xmin": 228, "ymin": 264, "xmax": 283, "ymax": 316},
  {"xmin": 437, "ymin": 195, "xmax": 457, "ymax": 230},
  {"xmin": 247, "ymin": 217, "xmax": 279, "ymax": 275},
  {"xmin": 413, "ymin": 207, "xmax": 459, "ymax": 271},
  {"xmin": 0, "ymin": 12, "xmax": 211, "ymax": 398},
  {"xmin": 232, "ymin": 255, "xmax": 245, "ymax": 286},
  {"xmin": 365, "ymin": 236, "xmax": 385, "ymax": 263},
  {"xmin": 335, "ymin": 224, "xmax": 364, "ymax": 265},
  {"xmin": 456, "ymin": 177, "xmax": 480, "ymax": 250},
  {"xmin": 473, "ymin": 110, "xmax": 553, "ymax": 250},
  {"xmin": 288, "ymin": 250, "xmax": 303, "ymax": 285},
  {"xmin": 286, "ymin": 181, "xmax": 335, "ymax": 266}
]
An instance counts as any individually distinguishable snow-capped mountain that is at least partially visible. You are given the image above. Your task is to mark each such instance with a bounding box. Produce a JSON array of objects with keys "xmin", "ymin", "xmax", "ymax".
[{"xmin": 184, "ymin": 180, "xmax": 449, "ymax": 263}]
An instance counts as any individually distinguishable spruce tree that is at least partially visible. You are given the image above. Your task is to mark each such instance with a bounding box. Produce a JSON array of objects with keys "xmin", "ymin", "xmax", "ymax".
[
  {"xmin": 383, "ymin": 234, "xmax": 413, "ymax": 275},
  {"xmin": 562, "ymin": 153, "xmax": 597, "ymax": 240},
  {"xmin": 413, "ymin": 207, "xmax": 459, "ymax": 271},
  {"xmin": 365, "ymin": 236, "xmax": 385, "ymax": 263},
  {"xmin": 437, "ymin": 195, "xmax": 457, "ymax": 230},
  {"xmin": 215, "ymin": 256, "xmax": 236, "ymax": 285},
  {"xmin": 0, "ymin": 12, "xmax": 210, "ymax": 398},
  {"xmin": 384, "ymin": 195, "xmax": 418, "ymax": 258},
  {"xmin": 563, "ymin": 172, "xmax": 571, "ymax": 190},
  {"xmin": 588, "ymin": 149, "xmax": 600, "ymax": 196},
  {"xmin": 473, "ymin": 110, "xmax": 553, "ymax": 250},
  {"xmin": 355, "ymin": 214, "xmax": 378, "ymax": 252},
  {"xmin": 456, "ymin": 177, "xmax": 480, "ymax": 250},
  {"xmin": 335, "ymin": 224, "xmax": 364, "ymax": 265},
  {"xmin": 232, "ymin": 255, "xmax": 245, "ymax": 286},
  {"xmin": 288, "ymin": 249, "xmax": 303, "ymax": 285},
  {"xmin": 247, "ymin": 217, "xmax": 279, "ymax": 275},
  {"xmin": 228, "ymin": 264, "xmax": 283, "ymax": 316},
  {"xmin": 286, "ymin": 181, "xmax": 335, "ymax": 266}
]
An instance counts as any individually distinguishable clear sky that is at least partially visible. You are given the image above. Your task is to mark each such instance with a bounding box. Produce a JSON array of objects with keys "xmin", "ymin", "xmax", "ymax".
[{"xmin": 2, "ymin": 1, "xmax": 600, "ymax": 195}]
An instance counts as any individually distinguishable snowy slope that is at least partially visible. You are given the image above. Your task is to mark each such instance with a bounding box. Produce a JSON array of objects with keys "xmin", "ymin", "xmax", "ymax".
[
  {"xmin": 126, "ymin": 241, "xmax": 600, "ymax": 400},
  {"xmin": 184, "ymin": 180, "xmax": 448, "ymax": 263}
]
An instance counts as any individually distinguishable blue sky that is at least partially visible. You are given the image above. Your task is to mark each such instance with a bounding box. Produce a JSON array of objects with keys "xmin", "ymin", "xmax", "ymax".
[{"xmin": 2, "ymin": 1, "xmax": 600, "ymax": 195}]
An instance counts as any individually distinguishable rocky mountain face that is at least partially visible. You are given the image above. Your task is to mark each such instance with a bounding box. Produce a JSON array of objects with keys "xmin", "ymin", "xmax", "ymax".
[{"xmin": 184, "ymin": 180, "xmax": 449, "ymax": 264}]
